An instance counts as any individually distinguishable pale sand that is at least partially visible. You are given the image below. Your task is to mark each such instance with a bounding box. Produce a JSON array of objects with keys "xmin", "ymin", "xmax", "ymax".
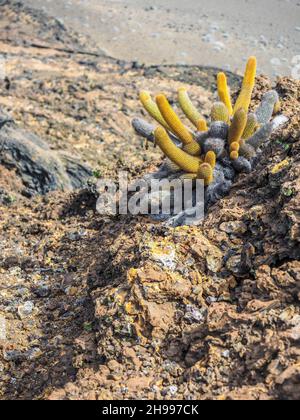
[{"xmin": 21, "ymin": 0, "xmax": 300, "ymax": 77}]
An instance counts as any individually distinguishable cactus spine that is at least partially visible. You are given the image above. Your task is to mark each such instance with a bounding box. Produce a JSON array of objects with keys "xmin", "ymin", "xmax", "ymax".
[
  {"xmin": 247, "ymin": 122, "xmax": 274, "ymax": 149},
  {"xmin": 183, "ymin": 142, "xmax": 202, "ymax": 156},
  {"xmin": 211, "ymin": 102, "xmax": 230, "ymax": 123},
  {"xmin": 217, "ymin": 72, "xmax": 233, "ymax": 115},
  {"xmin": 139, "ymin": 91, "xmax": 171, "ymax": 131},
  {"xmin": 197, "ymin": 119, "xmax": 208, "ymax": 132},
  {"xmin": 178, "ymin": 88, "xmax": 202, "ymax": 127},
  {"xmin": 228, "ymin": 108, "xmax": 248, "ymax": 145},
  {"xmin": 255, "ymin": 90, "xmax": 280, "ymax": 125},
  {"xmin": 230, "ymin": 151, "xmax": 239, "ymax": 160},
  {"xmin": 154, "ymin": 127, "xmax": 201, "ymax": 173},
  {"xmin": 156, "ymin": 94, "xmax": 201, "ymax": 155},
  {"xmin": 197, "ymin": 163, "xmax": 214, "ymax": 186},
  {"xmin": 239, "ymin": 140, "xmax": 256, "ymax": 159},
  {"xmin": 274, "ymin": 100, "xmax": 281, "ymax": 114},
  {"xmin": 205, "ymin": 151, "xmax": 216, "ymax": 169},
  {"xmin": 242, "ymin": 113, "xmax": 258, "ymax": 139},
  {"xmin": 233, "ymin": 56, "xmax": 257, "ymax": 113},
  {"xmin": 230, "ymin": 142, "xmax": 240, "ymax": 153}
]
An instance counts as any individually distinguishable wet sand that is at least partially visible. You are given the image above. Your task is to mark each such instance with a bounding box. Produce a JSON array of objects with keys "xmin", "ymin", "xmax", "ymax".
[{"xmin": 20, "ymin": 0, "xmax": 300, "ymax": 77}]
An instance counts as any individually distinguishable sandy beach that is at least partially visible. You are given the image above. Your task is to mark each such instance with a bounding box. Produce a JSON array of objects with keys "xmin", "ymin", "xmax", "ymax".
[{"xmin": 21, "ymin": 0, "xmax": 300, "ymax": 77}]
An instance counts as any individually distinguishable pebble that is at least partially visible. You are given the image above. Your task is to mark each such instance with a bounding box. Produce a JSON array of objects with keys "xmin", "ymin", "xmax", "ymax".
[
  {"xmin": 68, "ymin": 230, "xmax": 86, "ymax": 241},
  {"xmin": 18, "ymin": 301, "xmax": 34, "ymax": 318},
  {"xmin": 184, "ymin": 305, "xmax": 206, "ymax": 323},
  {"xmin": 15, "ymin": 287, "xmax": 28, "ymax": 297},
  {"xmin": 219, "ymin": 221, "xmax": 247, "ymax": 235},
  {"xmin": 209, "ymin": 23, "xmax": 219, "ymax": 32},
  {"xmin": 144, "ymin": 6, "xmax": 156, "ymax": 12},
  {"xmin": 202, "ymin": 33, "xmax": 214, "ymax": 43},
  {"xmin": 271, "ymin": 57, "xmax": 281, "ymax": 66},
  {"xmin": 34, "ymin": 285, "xmax": 50, "ymax": 298},
  {"xmin": 161, "ymin": 385, "xmax": 178, "ymax": 397},
  {"xmin": 226, "ymin": 255, "xmax": 242, "ymax": 274},
  {"xmin": 2, "ymin": 255, "xmax": 19, "ymax": 269},
  {"xmin": 259, "ymin": 35, "xmax": 268, "ymax": 46},
  {"xmin": 3, "ymin": 350, "xmax": 24, "ymax": 362},
  {"xmin": 27, "ymin": 347, "xmax": 43, "ymax": 360},
  {"xmin": 213, "ymin": 41, "xmax": 225, "ymax": 52},
  {"xmin": 207, "ymin": 296, "xmax": 217, "ymax": 304},
  {"xmin": 168, "ymin": 385, "xmax": 178, "ymax": 396},
  {"xmin": 9, "ymin": 267, "xmax": 21, "ymax": 276}
]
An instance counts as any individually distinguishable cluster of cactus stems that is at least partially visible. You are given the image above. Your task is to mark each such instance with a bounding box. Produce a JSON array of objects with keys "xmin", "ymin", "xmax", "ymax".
[{"xmin": 132, "ymin": 56, "xmax": 288, "ymax": 222}]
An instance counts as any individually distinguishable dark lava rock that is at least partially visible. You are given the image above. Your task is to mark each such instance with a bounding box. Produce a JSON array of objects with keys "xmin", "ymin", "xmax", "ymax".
[
  {"xmin": 0, "ymin": 123, "xmax": 92, "ymax": 195},
  {"xmin": 34, "ymin": 285, "xmax": 51, "ymax": 298}
]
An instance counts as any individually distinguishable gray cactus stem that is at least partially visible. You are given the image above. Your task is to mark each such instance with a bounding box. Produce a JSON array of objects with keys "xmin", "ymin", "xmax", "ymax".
[
  {"xmin": 255, "ymin": 90, "xmax": 279, "ymax": 125},
  {"xmin": 132, "ymin": 118, "xmax": 181, "ymax": 145}
]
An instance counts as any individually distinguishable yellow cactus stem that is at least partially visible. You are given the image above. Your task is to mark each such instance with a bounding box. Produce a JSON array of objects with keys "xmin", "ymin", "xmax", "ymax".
[
  {"xmin": 156, "ymin": 94, "xmax": 197, "ymax": 145},
  {"xmin": 196, "ymin": 118, "xmax": 208, "ymax": 132},
  {"xmin": 233, "ymin": 56, "xmax": 257, "ymax": 114},
  {"xmin": 197, "ymin": 163, "xmax": 214, "ymax": 186},
  {"xmin": 217, "ymin": 72, "xmax": 233, "ymax": 115},
  {"xmin": 183, "ymin": 141, "xmax": 202, "ymax": 157},
  {"xmin": 230, "ymin": 142, "xmax": 240, "ymax": 153},
  {"xmin": 205, "ymin": 151, "xmax": 216, "ymax": 169},
  {"xmin": 230, "ymin": 151, "xmax": 239, "ymax": 160},
  {"xmin": 242, "ymin": 113, "xmax": 258, "ymax": 140},
  {"xmin": 228, "ymin": 108, "xmax": 248, "ymax": 145},
  {"xmin": 274, "ymin": 100, "xmax": 281, "ymax": 114},
  {"xmin": 211, "ymin": 102, "xmax": 230, "ymax": 123},
  {"xmin": 178, "ymin": 87, "xmax": 202, "ymax": 127},
  {"xmin": 154, "ymin": 127, "xmax": 201, "ymax": 174},
  {"xmin": 139, "ymin": 91, "xmax": 171, "ymax": 131}
]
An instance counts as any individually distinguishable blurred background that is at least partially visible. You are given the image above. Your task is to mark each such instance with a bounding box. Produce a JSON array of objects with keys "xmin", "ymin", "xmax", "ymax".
[{"xmin": 20, "ymin": 0, "xmax": 300, "ymax": 77}]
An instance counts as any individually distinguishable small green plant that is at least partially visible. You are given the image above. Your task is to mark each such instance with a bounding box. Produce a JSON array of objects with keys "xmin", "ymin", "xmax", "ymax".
[
  {"xmin": 83, "ymin": 322, "xmax": 93, "ymax": 332},
  {"xmin": 93, "ymin": 169, "xmax": 102, "ymax": 179},
  {"xmin": 275, "ymin": 139, "xmax": 290, "ymax": 152},
  {"xmin": 282, "ymin": 187, "xmax": 295, "ymax": 197}
]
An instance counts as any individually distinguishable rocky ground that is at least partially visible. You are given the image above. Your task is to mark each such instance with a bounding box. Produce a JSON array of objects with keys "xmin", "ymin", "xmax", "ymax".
[{"xmin": 0, "ymin": 0, "xmax": 299, "ymax": 400}]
